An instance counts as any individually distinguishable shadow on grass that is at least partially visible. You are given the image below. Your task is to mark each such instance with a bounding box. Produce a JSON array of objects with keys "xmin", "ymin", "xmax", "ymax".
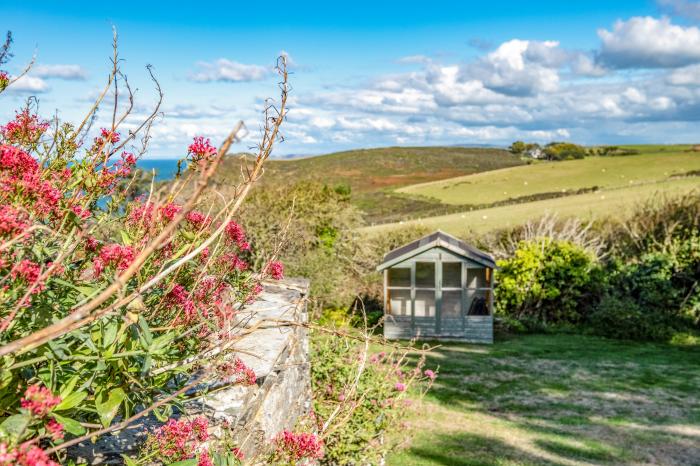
[
  {"xmin": 394, "ymin": 334, "xmax": 700, "ymax": 465},
  {"xmin": 400, "ymin": 432, "xmax": 564, "ymax": 466}
]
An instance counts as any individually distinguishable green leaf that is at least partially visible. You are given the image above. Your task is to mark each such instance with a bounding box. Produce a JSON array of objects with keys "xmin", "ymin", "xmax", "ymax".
[
  {"xmin": 59, "ymin": 375, "xmax": 80, "ymax": 399},
  {"xmin": 120, "ymin": 229, "xmax": 133, "ymax": 246},
  {"xmin": 137, "ymin": 316, "xmax": 152, "ymax": 349},
  {"xmin": 0, "ymin": 413, "xmax": 31, "ymax": 439},
  {"xmin": 122, "ymin": 455, "xmax": 139, "ymax": 466},
  {"xmin": 51, "ymin": 413, "xmax": 86, "ymax": 436},
  {"xmin": 167, "ymin": 459, "xmax": 198, "ymax": 466},
  {"xmin": 55, "ymin": 391, "xmax": 88, "ymax": 411},
  {"xmin": 95, "ymin": 388, "xmax": 126, "ymax": 427}
]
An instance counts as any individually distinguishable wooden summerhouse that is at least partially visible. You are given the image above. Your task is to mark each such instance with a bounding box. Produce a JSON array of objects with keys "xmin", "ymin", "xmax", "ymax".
[{"xmin": 377, "ymin": 231, "xmax": 495, "ymax": 343}]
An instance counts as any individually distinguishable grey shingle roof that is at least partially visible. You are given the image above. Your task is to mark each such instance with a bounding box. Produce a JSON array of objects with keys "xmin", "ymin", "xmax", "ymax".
[{"xmin": 378, "ymin": 230, "xmax": 496, "ymax": 270}]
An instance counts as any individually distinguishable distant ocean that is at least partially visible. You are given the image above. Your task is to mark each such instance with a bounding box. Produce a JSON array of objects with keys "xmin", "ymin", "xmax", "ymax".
[{"xmin": 136, "ymin": 159, "xmax": 180, "ymax": 181}]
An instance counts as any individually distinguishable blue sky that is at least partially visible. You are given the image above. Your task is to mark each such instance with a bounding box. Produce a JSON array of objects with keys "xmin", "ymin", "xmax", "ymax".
[{"xmin": 3, "ymin": 0, "xmax": 700, "ymax": 157}]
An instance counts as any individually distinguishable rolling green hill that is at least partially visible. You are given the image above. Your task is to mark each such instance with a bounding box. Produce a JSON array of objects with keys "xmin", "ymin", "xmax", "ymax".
[
  {"xmin": 363, "ymin": 177, "xmax": 700, "ymax": 236},
  {"xmin": 217, "ymin": 146, "xmax": 523, "ymax": 222},
  {"xmin": 397, "ymin": 145, "xmax": 700, "ymax": 206}
]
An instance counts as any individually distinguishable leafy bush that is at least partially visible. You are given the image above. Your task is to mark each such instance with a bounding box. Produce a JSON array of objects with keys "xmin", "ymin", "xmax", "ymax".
[
  {"xmin": 542, "ymin": 142, "xmax": 586, "ymax": 161},
  {"xmin": 590, "ymin": 236, "xmax": 700, "ymax": 341},
  {"xmin": 495, "ymin": 239, "xmax": 601, "ymax": 327},
  {"xmin": 310, "ymin": 334, "xmax": 435, "ymax": 465},
  {"xmin": 0, "ymin": 35, "xmax": 290, "ymax": 464}
]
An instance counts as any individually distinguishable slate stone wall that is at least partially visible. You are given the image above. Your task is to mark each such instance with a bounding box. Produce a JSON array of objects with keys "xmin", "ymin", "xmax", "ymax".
[{"xmin": 68, "ymin": 279, "xmax": 312, "ymax": 464}]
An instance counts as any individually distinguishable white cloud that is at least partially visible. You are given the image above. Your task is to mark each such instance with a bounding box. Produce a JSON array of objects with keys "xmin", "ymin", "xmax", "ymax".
[
  {"xmin": 468, "ymin": 40, "xmax": 561, "ymax": 96},
  {"xmin": 667, "ymin": 64, "xmax": 700, "ymax": 85},
  {"xmin": 33, "ymin": 64, "xmax": 87, "ymax": 80},
  {"xmin": 190, "ymin": 59, "xmax": 272, "ymax": 82},
  {"xmin": 598, "ymin": 16, "xmax": 700, "ymax": 68},
  {"xmin": 658, "ymin": 0, "xmax": 700, "ymax": 21},
  {"xmin": 5, "ymin": 75, "xmax": 49, "ymax": 93}
]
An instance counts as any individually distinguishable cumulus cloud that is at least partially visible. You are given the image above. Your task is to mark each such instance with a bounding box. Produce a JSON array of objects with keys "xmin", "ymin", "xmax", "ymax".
[
  {"xmin": 33, "ymin": 64, "xmax": 87, "ymax": 80},
  {"xmin": 190, "ymin": 59, "xmax": 272, "ymax": 82},
  {"xmin": 598, "ymin": 16, "xmax": 700, "ymax": 68},
  {"xmin": 5, "ymin": 75, "xmax": 49, "ymax": 93},
  {"xmin": 467, "ymin": 40, "xmax": 561, "ymax": 96}
]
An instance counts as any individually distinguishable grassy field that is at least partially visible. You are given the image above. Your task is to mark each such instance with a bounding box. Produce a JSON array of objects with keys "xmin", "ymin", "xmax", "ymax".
[
  {"xmin": 388, "ymin": 334, "xmax": 700, "ymax": 466},
  {"xmin": 363, "ymin": 177, "xmax": 700, "ymax": 236},
  {"xmin": 220, "ymin": 146, "xmax": 522, "ymax": 222},
  {"xmin": 396, "ymin": 147, "xmax": 700, "ymax": 206}
]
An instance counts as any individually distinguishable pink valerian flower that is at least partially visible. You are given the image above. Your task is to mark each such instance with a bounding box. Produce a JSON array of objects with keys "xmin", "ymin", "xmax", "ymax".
[
  {"xmin": 0, "ymin": 442, "xmax": 59, "ymax": 466},
  {"xmin": 85, "ymin": 236, "xmax": 99, "ymax": 252},
  {"xmin": 224, "ymin": 221, "xmax": 249, "ymax": 250},
  {"xmin": 274, "ymin": 431, "xmax": 324, "ymax": 461},
  {"xmin": 231, "ymin": 448, "xmax": 244, "ymax": 460},
  {"xmin": 70, "ymin": 203, "xmax": 90, "ymax": 219},
  {"xmin": 93, "ymin": 243, "xmax": 136, "ymax": 277},
  {"xmin": 218, "ymin": 252, "xmax": 248, "ymax": 272},
  {"xmin": 245, "ymin": 282, "xmax": 264, "ymax": 304},
  {"xmin": 0, "ymin": 109, "xmax": 50, "ymax": 145},
  {"xmin": 20, "ymin": 384, "xmax": 61, "ymax": 417},
  {"xmin": 265, "ymin": 261, "xmax": 284, "ymax": 280},
  {"xmin": 219, "ymin": 357, "xmax": 257, "ymax": 385},
  {"xmin": 394, "ymin": 382, "xmax": 406, "ymax": 392},
  {"xmin": 148, "ymin": 417, "xmax": 209, "ymax": 462},
  {"xmin": 46, "ymin": 418, "xmax": 64, "ymax": 441},
  {"xmin": 92, "ymin": 128, "xmax": 120, "ymax": 150},
  {"xmin": 187, "ymin": 136, "xmax": 217, "ymax": 163},
  {"xmin": 186, "ymin": 210, "xmax": 211, "ymax": 229},
  {"xmin": 165, "ymin": 284, "xmax": 197, "ymax": 324},
  {"xmin": 197, "ymin": 451, "xmax": 214, "ymax": 466},
  {"xmin": 0, "ymin": 71, "xmax": 9, "ymax": 91},
  {"xmin": 424, "ymin": 369, "xmax": 437, "ymax": 381},
  {"xmin": 11, "ymin": 260, "xmax": 42, "ymax": 284},
  {"xmin": 0, "ymin": 204, "xmax": 28, "ymax": 237},
  {"xmin": 159, "ymin": 202, "xmax": 182, "ymax": 222}
]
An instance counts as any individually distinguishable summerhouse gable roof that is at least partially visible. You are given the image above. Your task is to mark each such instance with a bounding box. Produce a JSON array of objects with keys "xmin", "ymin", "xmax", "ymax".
[{"xmin": 376, "ymin": 230, "xmax": 496, "ymax": 271}]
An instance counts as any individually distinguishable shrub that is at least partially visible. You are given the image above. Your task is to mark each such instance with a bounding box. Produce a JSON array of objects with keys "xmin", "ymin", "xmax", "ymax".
[
  {"xmin": 495, "ymin": 238, "xmax": 601, "ymax": 327},
  {"xmin": 0, "ymin": 34, "xmax": 290, "ymax": 463},
  {"xmin": 590, "ymin": 236, "xmax": 700, "ymax": 341},
  {"xmin": 310, "ymin": 333, "xmax": 435, "ymax": 465}
]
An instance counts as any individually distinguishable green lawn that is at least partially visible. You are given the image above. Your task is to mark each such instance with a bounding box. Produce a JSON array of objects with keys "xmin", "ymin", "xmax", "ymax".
[
  {"xmin": 389, "ymin": 334, "xmax": 700, "ymax": 466},
  {"xmin": 362, "ymin": 178, "xmax": 700, "ymax": 236},
  {"xmin": 397, "ymin": 149, "xmax": 700, "ymax": 206}
]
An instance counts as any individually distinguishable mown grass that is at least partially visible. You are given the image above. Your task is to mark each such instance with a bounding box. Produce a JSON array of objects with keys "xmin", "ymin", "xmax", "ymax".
[
  {"xmin": 362, "ymin": 177, "xmax": 700, "ymax": 236},
  {"xmin": 397, "ymin": 147, "xmax": 700, "ymax": 206},
  {"xmin": 388, "ymin": 334, "xmax": 700, "ymax": 466}
]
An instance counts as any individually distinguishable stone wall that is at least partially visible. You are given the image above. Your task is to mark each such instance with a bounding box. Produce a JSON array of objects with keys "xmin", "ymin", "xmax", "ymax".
[{"xmin": 68, "ymin": 278, "xmax": 311, "ymax": 464}]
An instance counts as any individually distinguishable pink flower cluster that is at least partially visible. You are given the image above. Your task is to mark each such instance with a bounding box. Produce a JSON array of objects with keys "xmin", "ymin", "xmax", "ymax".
[
  {"xmin": 0, "ymin": 204, "xmax": 27, "ymax": 237},
  {"xmin": 224, "ymin": 221, "xmax": 250, "ymax": 251},
  {"xmin": 424, "ymin": 369, "xmax": 437, "ymax": 381},
  {"xmin": 10, "ymin": 260, "xmax": 42, "ymax": 290},
  {"xmin": 93, "ymin": 128, "xmax": 120, "ymax": 148},
  {"xmin": 265, "ymin": 261, "xmax": 284, "ymax": 280},
  {"xmin": 0, "ymin": 109, "xmax": 49, "ymax": 145},
  {"xmin": 274, "ymin": 430, "xmax": 324, "ymax": 461},
  {"xmin": 45, "ymin": 419, "xmax": 64, "ymax": 441},
  {"xmin": 187, "ymin": 136, "xmax": 217, "ymax": 163},
  {"xmin": 93, "ymin": 243, "xmax": 136, "ymax": 278},
  {"xmin": 219, "ymin": 357, "xmax": 257, "ymax": 385},
  {"xmin": 149, "ymin": 416, "xmax": 209, "ymax": 462},
  {"xmin": 20, "ymin": 385, "xmax": 61, "ymax": 417},
  {"xmin": 0, "ymin": 442, "xmax": 59, "ymax": 466}
]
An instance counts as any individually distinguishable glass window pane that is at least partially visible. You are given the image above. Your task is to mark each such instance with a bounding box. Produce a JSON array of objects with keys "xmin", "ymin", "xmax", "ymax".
[
  {"xmin": 442, "ymin": 262, "xmax": 462, "ymax": 288},
  {"xmin": 442, "ymin": 290, "xmax": 462, "ymax": 318},
  {"xmin": 467, "ymin": 268, "xmax": 491, "ymax": 288},
  {"xmin": 415, "ymin": 262, "xmax": 435, "ymax": 288},
  {"xmin": 414, "ymin": 290, "xmax": 436, "ymax": 317},
  {"xmin": 388, "ymin": 267, "xmax": 410, "ymax": 287},
  {"xmin": 466, "ymin": 289, "xmax": 490, "ymax": 315},
  {"xmin": 388, "ymin": 289, "xmax": 411, "ymax": 316}
]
